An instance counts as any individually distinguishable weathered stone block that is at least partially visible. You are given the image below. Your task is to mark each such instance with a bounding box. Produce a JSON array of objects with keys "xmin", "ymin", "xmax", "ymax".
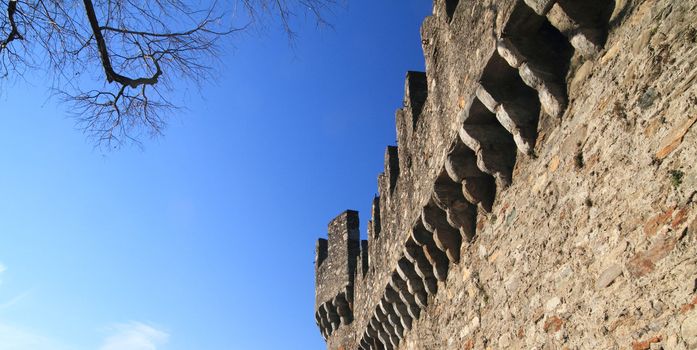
[{"xmin": 596, "ymin": 264, "xmax": 623, "ymax": 289}]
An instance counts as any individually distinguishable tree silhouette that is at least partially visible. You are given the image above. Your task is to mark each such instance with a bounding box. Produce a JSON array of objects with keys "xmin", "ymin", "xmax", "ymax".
[{"xmin": 0, "ymin": 0, "xmax": 336, "ymax": 147}]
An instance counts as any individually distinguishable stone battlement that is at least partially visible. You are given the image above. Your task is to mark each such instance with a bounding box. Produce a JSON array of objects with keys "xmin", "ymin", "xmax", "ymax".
[
  {"xmin": 314, "ymin": 0, "xmax": 697, "ymax": 349},
  {"xmin": 315, "ymin": 210, "xmax": 362, "ymax": 338}
]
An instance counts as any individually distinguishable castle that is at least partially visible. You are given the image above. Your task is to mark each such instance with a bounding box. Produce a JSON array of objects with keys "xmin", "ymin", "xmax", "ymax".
[{"xmin": 314, "ymin": 0, "xmax": 697, "ymax": 349}]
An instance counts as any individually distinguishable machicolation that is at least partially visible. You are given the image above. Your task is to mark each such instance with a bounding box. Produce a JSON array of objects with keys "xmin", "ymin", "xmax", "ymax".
[{"xmin": 315, "ymin": 0, "xmax": 697, "ymax": 349}]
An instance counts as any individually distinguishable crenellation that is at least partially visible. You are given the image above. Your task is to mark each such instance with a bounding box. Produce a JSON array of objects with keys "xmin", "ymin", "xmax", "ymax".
[
  {"xmin": 403, "ymin": 71, "xmax": 428, "ymax": 128},
  {"xmin": 358, "ymin": 239, "xmax": 368, "ymax": 277},
  {"xmin": 370, "ymin": 196, "xmax": 381, "ymax": 239},
  {"xmin": 444, "ymin": 0, "xmax": 459, "ymax": 23},
  {"xmin": 315, "ymin": 0, "xmax": 697, "ymax": 348},
  {"xmin": 315, "ymin": 238, "xmax": 328, "ymax": 269},
  {"xmin": 384, "ymin": 146, "xmax": 399, "ymax": 193}
]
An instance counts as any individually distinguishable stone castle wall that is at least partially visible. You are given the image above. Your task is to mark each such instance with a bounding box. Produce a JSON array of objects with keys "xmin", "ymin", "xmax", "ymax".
[{"xmin": 314, "ymin": 0, "xmax": 697, "ymax": 349}]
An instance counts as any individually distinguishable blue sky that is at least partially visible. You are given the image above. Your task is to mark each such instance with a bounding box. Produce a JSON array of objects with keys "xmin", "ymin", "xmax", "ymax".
[{"xmin": 0, "ymin": 1, "xmax": 430, "ymax": 349}]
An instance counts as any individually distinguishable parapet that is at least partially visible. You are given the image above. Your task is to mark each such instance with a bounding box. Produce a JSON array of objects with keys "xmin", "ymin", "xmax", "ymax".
[
  {"xmin": 314, "ymin": 210, "xmax": 361, "ymax": 338},
  {"xmin": 403, "ymin": 71, "xmax": 428, "ymax": 128}
]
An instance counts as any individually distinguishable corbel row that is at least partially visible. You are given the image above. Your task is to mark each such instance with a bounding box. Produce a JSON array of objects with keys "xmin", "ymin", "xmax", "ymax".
[
  {"xmin": 354, "ymin": 0, "xmax": 614, "ymax": 348},
  {"xmin": 315, "ymin": 291, "xmax": 353, "ymax": 340}
]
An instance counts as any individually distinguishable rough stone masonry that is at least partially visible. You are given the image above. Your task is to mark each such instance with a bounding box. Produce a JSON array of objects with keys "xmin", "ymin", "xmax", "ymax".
[{"xmin": 314, "ymin": 0, "xmax": 697, "ymax": 349}]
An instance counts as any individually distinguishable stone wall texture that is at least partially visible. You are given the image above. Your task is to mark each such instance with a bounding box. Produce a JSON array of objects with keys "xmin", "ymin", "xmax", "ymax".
[{"xmin": 314, "ymin": 0, "xmax": 697, "ymax": 349}]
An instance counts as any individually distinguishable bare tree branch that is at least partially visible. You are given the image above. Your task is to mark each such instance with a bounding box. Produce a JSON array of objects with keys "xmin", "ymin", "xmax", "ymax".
[
  {"xmin": 82, "ymin": 0, "xmax": 162, "ymax": 88},
  {"xmin": 0, "ymin": 0, "xmax": 21, "ymax": 53},
  {"xmin": 0, "ymin": 0, "xmax": 338, "ymax": 149}
]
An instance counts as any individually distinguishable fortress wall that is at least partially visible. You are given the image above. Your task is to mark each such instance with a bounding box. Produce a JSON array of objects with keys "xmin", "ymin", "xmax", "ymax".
[{"xmin": 316, "ymin": 0, "xmax": 697, "ymax": 348}]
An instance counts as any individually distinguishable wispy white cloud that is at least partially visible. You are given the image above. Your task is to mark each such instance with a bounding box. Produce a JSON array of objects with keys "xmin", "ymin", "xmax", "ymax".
[
  {"xmin": 0, "ymin": 263, "xmax": 60, "ymax": 350},
  {"xmin": 99, "ymin": 322, "xmax": 169, "ymax": 350},
  {"xmin": 0, "ymin": 290, "xmax": 31, "ymax": 310},
  {"xmin": 0, "ymin": 320, "xmax": 170, "ymax": 350},
  {"xmin": 0, "ymin": 262, "xmax": 30, "ymax": 311},
  {"xmin": 0, "ymin": 322, "xmax": 74, "ymax": 350},
  {"xmin": 0, "ymin": 262, "xmax": 6, "ymax": 286},
  {"xmin": 0, "ymin": 262, "xmax": 169, "ymax": 350}
]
